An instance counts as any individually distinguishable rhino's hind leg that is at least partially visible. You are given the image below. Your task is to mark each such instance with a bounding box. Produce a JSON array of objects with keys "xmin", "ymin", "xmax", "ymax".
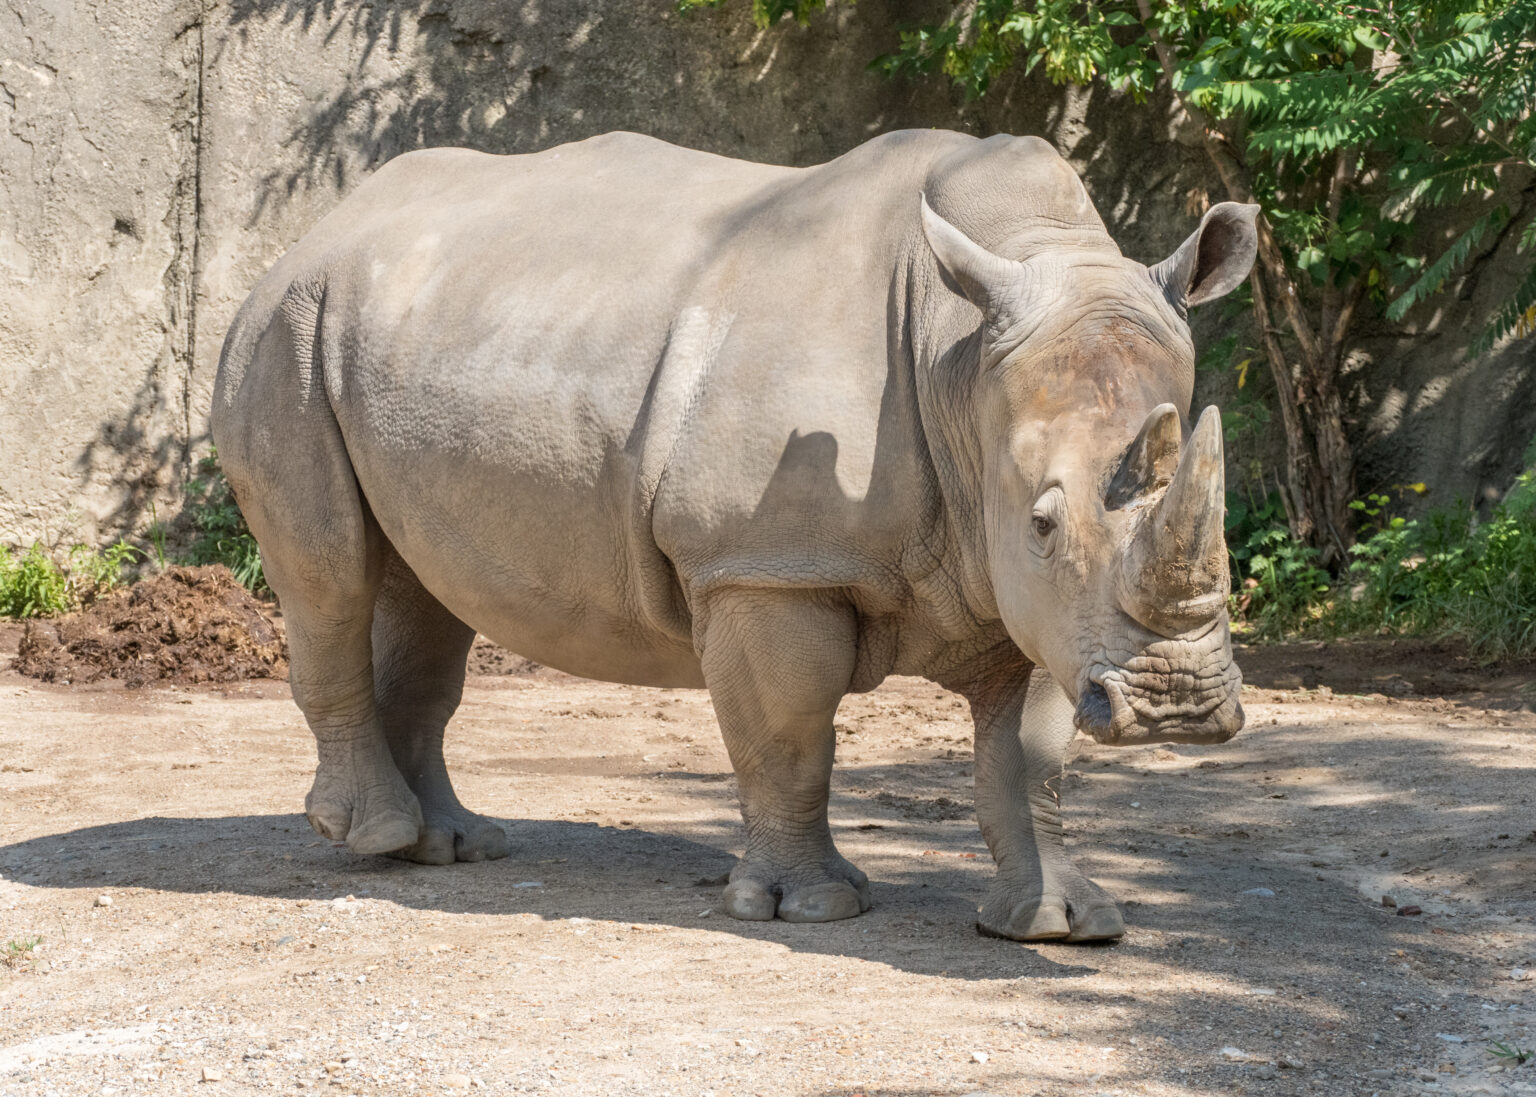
[
  {"xmin": 700, "ymin": 590, "xmax": 871, "ymax": 923},
  {"xmin": 964, "ymin": 657, "xmax": 1125, "ymax": 943},
  {"xmin": 217, "ymin": 294, "xmax": 423, "ymax": 857},
  {"xmin": 373, "ymin": 549, "xmax": 509, "ymax": 865}
]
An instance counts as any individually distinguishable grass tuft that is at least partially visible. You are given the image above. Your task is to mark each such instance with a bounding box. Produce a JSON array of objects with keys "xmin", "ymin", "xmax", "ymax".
[{"xmin": 1228, "ymin": 472, "xmax": 1536, "ymax": 658}]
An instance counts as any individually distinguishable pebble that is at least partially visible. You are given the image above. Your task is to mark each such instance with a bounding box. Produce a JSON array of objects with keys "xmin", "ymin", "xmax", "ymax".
[
  {"xmin": 443, "ymin": 1074, "xmax": 472, "ymax": 1089},
  {"xmin": 94, "ymin": 895, "xmax": 112, "ymax": 908},
  {"xmin": 200, "ymin": 1067, "xmax": 223, "ymax": 1082},
  {"xmin": 1381, "ymin": 894, "xmax": 1397, "ymax": 908},
  {"xmin": 1511, "ymin": 967, "xmax": 1531, "ymax": 981},
  {"xmin": 1242, "ymin": 887, "xmax": 1276, "ymax": 899},
  {"xmin": 1435, "ymin": 1033, "xmax": 1465, "ymax": 1043},
  {"xmin": 512, "ymin": 881, "xmax": 544, "ymax": 889},
  {"xmin": 971, "ymin": 1050, "xmax": 989, "ymax": 1063},
  {"xmin": 1397, "ymin": 905, "xmax": 1423, "ymax": 916}
]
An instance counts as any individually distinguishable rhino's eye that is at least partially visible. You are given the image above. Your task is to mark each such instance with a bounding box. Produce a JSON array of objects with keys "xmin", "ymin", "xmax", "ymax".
[{"xmin": 1030, "ymin": 485, "xmax": 1066, "ymax": 557}]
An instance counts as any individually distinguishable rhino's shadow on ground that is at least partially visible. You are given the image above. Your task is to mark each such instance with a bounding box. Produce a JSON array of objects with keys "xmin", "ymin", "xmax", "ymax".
[
  {"xmin": 0, "ymin": 806, "xmax": 1092, "ymax": 982},
  {"xmin": 5, "ymin": 729, "xmax": 1530, "ymax": 993}
]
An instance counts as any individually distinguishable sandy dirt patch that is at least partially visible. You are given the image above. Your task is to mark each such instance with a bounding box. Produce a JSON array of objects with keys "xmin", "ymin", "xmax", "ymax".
[{"xmin": 0, "ymin": 633, "xmax": 1532, "ymax": 1097}]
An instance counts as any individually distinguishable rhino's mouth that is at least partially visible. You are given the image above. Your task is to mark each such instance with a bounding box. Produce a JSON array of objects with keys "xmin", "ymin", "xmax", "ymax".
[{"xmin": 1072, "ymin": 623, "xmax": 1244, "ymax": 745}]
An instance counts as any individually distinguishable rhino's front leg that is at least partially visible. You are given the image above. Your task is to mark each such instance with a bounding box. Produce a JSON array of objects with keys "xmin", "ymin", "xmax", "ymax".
[
  {"xmin": 963, "ymin": 658, "xmax": 1124, "ymax": 943},
  {"xmin": 700, "ymin": 589, "xmax": 872, "ymax": 923}
]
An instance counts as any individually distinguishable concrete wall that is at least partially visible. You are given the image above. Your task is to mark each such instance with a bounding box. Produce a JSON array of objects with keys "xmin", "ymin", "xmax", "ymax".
[{"xmin": 1, "ymin": 0, "xmax": 1531, "ymax": 546}]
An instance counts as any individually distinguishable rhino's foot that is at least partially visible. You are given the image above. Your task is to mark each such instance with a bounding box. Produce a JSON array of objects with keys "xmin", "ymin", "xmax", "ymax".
[
  {"xmin": 388, "ymin": 808, "xmax": 511, "ymax": 866},
  {"xmin": 722, "ymin": 856, "xmax": 872, "ymax": 923},
  {"xmin": 977, "ymin": 874, "xmax": 1125, "ymax": 943},
  {"xmin": 304, "ymin": 759, "xmax": 424, "ymax": 856}
]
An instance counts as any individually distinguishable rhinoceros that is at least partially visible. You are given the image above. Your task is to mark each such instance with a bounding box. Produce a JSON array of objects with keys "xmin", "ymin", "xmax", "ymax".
[{"xmin": 213, "ymin": 129, "xmax": 1254, "ymax": 942}]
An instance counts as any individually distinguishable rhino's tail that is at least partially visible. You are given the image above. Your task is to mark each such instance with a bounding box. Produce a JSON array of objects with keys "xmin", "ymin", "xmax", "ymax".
[{"xmin": 210, "ymin": 274, "xmax": 383, "ymax": 619}]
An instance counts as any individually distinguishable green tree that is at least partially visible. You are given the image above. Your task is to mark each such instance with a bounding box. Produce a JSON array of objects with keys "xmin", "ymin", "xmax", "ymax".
[{"xmin": 685, "ymin": 0, "xmax": 1536, "ymax": 566}]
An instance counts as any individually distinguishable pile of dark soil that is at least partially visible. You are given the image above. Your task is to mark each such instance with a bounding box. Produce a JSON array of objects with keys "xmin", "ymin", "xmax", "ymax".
[
  {"xmin": 468, "ymin": 636, "xmax": 547, "ymax": 677},
  {"xmin": 15, "ymin": 565, "xmax": 287, "ymax": 687}
]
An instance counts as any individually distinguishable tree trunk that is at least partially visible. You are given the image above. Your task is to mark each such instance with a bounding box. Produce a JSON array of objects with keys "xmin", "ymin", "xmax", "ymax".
[
  {"xmin": 1198, "ymin": 139, "xmax": 1358, "ymax": 567},
  {"xmin": 1131, "ymin": 1, "xmax": 1360, "ymax": 565},
  {"xmin": 1249, "ymin": 267, "xmax": 1357, "ymax": 567}
]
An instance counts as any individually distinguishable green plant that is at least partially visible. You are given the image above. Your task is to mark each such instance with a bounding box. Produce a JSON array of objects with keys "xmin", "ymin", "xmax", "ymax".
[
  {"xmin": 0, "ymin": 539, "xmax": 143, "ymax": 619},
  {"xmin": 181, "ymin": 451, "xmax": 267, "ymax": 596},
  {"xmin": 146, "ymin": 500, "xmax": 168, "ymax": 572},
  {"xmin": 0, "ymin": 543, "xmax": 71, "ymax": 618},
  {"xmin": 1489, "ymin": 1040, "xmax": 1533, "ymax": 1066},
  {"xmin": 1232, "ymin": 519, "xmax": 1333, "ymax": 640},
  {"xmin": 3, "ymin": 936, "xmax": 40, "ymax": 971},
  {"xmin": 67, "ymin": 540, "xmax": 140, "ymax": 606},
  {"xmin": 1225, "ymin": 473, "xmax": 1536, "ymax": 655},
  {"xmin": 1337, "ymin": 481, "xmax": 1536, "ymax": 657}
]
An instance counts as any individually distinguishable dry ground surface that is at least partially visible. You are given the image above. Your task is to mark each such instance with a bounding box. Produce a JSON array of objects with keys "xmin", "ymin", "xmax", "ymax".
[{"xmin": 2, "ymin": 628, "xmax": 1534, "ymax": 1097}]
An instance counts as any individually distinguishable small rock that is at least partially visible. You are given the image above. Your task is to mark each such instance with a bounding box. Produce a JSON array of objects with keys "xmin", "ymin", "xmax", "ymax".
[
  {"xmin": 1255, "ymin": 1064, "xmax": 1278, "ymax": 1080},
  {"xmin": 443, "ymin": 1074, "xmax": 472, "ymax": 1089},
  {"xmin": 1396, "ymin": 905, "xmax": 1423, "ymax": 917},
  {"xmin": 200, "ymin": 1067, "xmax": 223, "ymax": 1082},
  {"xmin": 1510, "ymin": 967, "xmax": 1530, "ymax": 981},
  {"xmin": 1381, "ymin": 894, "xmax": 1397, "ymax": 908},
  {"xmin": 512, "ymin": 881, "xmax": 543, "ymax": 889},
  {"xmin": 1242, "ymin": 887, "xmax": 1276, "ymax": 899},
  {"xmin": 324, "ymin": 1062, "xmax": 343, "ymax": 1075},
  {"xmin": 1435, "ymin": 1033, "xmax": 1466, "ymax": 1043},
  {"xmin": 94, "ymin": 895, "xmax": 112, "ymax": 908},
  {"xmin": 971, "ymin": 1050, "xmax": 990, "ymax": 1064}
]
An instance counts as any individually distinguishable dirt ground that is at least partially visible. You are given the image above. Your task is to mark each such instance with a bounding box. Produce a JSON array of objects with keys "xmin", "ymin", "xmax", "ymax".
[{"xmin": 1, "ymin": 627, "xmax": 1533, "ymax": 1097}]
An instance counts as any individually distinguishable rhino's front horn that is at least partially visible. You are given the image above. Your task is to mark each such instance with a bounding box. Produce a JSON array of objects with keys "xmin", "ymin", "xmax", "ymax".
[{"xmin": 1117, "ymin": 405, "xmax": 1229, "ymax": 635}]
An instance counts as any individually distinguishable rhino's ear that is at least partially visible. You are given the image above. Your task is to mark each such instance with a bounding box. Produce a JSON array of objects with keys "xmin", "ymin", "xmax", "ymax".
[
  {"xmin": 919, "ymin": 193, "xmax": 1022, "ymax": 322},
  {"xmin": 1151, "ymin": 202, "xmax": 1260, "ymax": 313}
]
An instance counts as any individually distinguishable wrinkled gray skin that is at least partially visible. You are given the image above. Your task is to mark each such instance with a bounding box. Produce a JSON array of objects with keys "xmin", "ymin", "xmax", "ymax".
[{"xmin": 213, "ymin": 130, "xmax": 1257, "ymax": 942}]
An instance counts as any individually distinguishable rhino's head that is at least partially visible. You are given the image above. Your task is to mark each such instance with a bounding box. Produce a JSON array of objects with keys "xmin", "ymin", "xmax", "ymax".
[{"xmin": 920, "ymin": 194, "xmax": 1259, "ymax": 745}]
